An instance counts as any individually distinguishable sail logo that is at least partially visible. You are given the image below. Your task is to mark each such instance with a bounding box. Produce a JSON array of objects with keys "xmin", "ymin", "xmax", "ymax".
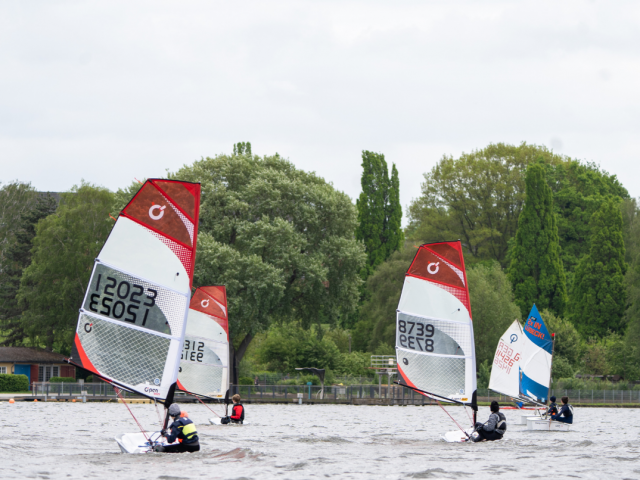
[
  {"xmin": 84, "ymin": 323, "xmax": 93, "ymax": 333},
  {"xmin": 427, "ymin": 262, "xmax": 440, "ymax": 274},
  {"xmin": 201, "ymin": 299, "xmax": 210, "ymax": 308},
  {"xmin": 144, "ymin": 386, "xmax": 159, "ymax": 394},
  {"xmin": 148, "ymin": 203, "xmax": 166, "ymax": 220},
  {"xmin": 510, "ymin": 334, "xmax": 518, "ymax": 343}
]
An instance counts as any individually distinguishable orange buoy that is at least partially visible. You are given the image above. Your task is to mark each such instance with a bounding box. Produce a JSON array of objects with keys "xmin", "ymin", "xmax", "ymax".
[
  {"xmin": 9, "ymin": 399, "xmax": 15, "ymax": 404},
  {"xmin": 72, "ymin": 399, "xmax": 76, "ymax": 402},
  {"xmin": 34, "ymin": 399, "xmax": 38, "ymax": 402}
]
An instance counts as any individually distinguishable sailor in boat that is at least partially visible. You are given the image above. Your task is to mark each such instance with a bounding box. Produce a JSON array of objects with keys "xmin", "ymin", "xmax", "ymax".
[
  {"xmin": 471, "ymin": 401, "xmax": 507, "ymax": 442},
  {"xmin": 154, "ymin": 404, "xmax": 200, "ymax": 453},
  {"xmin": 550, "ymin": 396, "xmax": 574, "ymax": 424},
  {"xmin": 546, "ymin": 396, "xmax": 559, "ymax": 417},
  {"xmin": 221, "ymin": 394, "xmax": 245, "ymax": 424}
]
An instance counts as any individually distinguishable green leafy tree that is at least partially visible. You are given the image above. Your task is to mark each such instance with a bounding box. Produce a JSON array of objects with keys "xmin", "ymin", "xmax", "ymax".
[
  {"xmin": 0, "ymin": 182, "xmax": 39, "ymax": 269},
  {"xmin": 256, "ymin": 322, "xmax": 342, "ymax": 373},
  {"xmin": 17, "ymin": 183, "xmax": 114, "ymax": 352},
  {"xmin": 569, "ymin": 197, "xmax": 627, "ymax": 337},
  {"xmin": 118, "ymin": 152, "xmax": 365, "ymax": 381},
  {"xmin": 0, "ymin": 193, "xmax": 57, "ymax": 345},
  {"xmin": 408, "ymin": 143, "xmax": 565, "ymax": 266},
  {"xmin": 547, "ymin": 161, "xmax": 628, "ymax": 288},
  {"xmin": 509, "ymin": 163, "xmax": 568, "ymax": 318},
  {"xmin": 467, "ymin": 261, "xmax": 522, "ymax": 367},
  {"xmin": 623, "ymin": 199, "xmax": 640, "ymax": 360},
  {"xmin": 356, "ymin": 151, "xmax": 403, "ymax": 277},
  {"xmin": 233, "ymin": 142, "xmax": 252, "ymax": 156},
  {"xmin": 352, "ymin": 245, "xmax": 417, "ymax": 352},
  {"xmin": 540, "ymin": 309, "xmax": 583, "ymax": 369}
]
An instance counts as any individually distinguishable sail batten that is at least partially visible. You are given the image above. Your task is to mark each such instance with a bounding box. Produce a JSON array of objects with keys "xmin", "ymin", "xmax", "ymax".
[
  {"xmin": 396, "ymin": 241, "xmax": 477, "ymax": 405},
  {"xmin": 70, "ymin": 179, "xmax": 201, "ymax": 401}
]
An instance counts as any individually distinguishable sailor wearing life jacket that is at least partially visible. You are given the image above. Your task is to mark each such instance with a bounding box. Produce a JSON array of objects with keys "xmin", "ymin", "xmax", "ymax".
[
  {"xmin": 154, "ymin": 404, "xmax": 200, "ymax": 453},
  {"xmin": 551, "ymin": 396, "xmax": 574, "ymax": 424},
  {"xmin": 546, "ymin": 396, "xmax": 559, "ymax": 417},
  {"xmin": 472, "ymin": 401, "xmax": 507, "ymax": 442},
  {"xmin": 221, "ymin": 394, "xmax": 245, "ymax": 424}
]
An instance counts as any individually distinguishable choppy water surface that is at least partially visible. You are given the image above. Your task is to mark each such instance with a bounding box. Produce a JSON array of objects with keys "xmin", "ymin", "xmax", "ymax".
[{"xmin": 1, "ymin": 402, "xmax": 638, "ymax": 479}]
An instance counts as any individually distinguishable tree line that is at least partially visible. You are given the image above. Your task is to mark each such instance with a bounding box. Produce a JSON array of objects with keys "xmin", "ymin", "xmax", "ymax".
[{"xmin": 1, "ymin": 142, "xmax": 639, "ymax": 385}]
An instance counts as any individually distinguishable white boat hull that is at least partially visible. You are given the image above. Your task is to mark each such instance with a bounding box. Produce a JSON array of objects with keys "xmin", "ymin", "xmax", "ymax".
[
  {"xmin": 209, "ymin": 418, "xmax": 249, "ymax": 425},
  {"xmin": 516, "ymin": 414, "xmax": 542, "ymax": 425},
  {"xmin": 442, "ymin": 428, "xmax": 476, "ymax": 443},
  {"xmin": 526, "ymin": 419, "xmax": 572, "ymax": 431},
  {"xmin": 115, "ymin": 432, "xmax": 176, "ymax": 454}
]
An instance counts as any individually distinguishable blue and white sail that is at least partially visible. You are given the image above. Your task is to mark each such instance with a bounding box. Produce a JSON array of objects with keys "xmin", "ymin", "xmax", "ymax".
[{"xmin": 519, "ymin": 305, "xmax": 553, "ymax": 403}]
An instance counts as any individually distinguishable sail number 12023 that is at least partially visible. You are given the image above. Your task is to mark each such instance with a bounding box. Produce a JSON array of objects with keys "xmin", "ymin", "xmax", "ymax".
[
  {"xmin": 88, "ymin": 274, "xmax": 157, "ymax": 326},
  {"xmin": 398, "ymin": 320, "xmax": 434, "ymax": 352}
]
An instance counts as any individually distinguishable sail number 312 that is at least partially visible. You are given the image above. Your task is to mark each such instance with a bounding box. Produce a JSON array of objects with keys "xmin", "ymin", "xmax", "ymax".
[{"xmin": 398, "ymin": 320, "xmax": 434, "ymax": 352}]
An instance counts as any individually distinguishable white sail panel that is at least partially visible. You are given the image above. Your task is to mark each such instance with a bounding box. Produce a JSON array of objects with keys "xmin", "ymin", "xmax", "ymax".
[
  {"xmin": 396, "ymin": 242, "xmax": 477, "ymax": 404},
  {"xmin": 70, "ymin": 179, "xmax": 201, "ymax": 401},
  {"xmin": 177, "ymin": 286, "xmax": 230, "ymax": 398},
  {"xmin": 98, "ymin": 217, "xmax": 190, "ymax": 294},
  {"xmin": 488, "ymin": 320, "xmax": 524, "ymax": 398}
]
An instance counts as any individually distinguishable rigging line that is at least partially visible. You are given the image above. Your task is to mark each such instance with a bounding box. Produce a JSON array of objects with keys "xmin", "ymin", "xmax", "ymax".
[
  {"xmin": 113, "ymin": 386, "xmax": 150, "ymax": 442},
  {"xmin": 154, "ymin": 398, "xmax": 164, "ymax": 428},
  {"xmin": 463, "ymin": 405, "xmax": 473, "ymax": 425},
  {"xmin": 434, "ymin": 397, "xmax": 469, "ymax": 438},
  {"xmin": 188, "ymin": 391, "xmax": 223, "ymax": 418}
]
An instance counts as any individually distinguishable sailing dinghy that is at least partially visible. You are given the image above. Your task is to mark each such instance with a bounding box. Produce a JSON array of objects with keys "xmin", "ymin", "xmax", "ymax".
[
  {"xmin": 171, "ymin": 285, "xmax": 236, "ymax": 424},
  {"xmin": 68, "ymin": 179, "xmax": 201, "ymax": 453},
  {"xmin": 393, "ymin": 241, "xmax": 478, "ymax": 443},
  {"xmin": 518, "ymin": 305, "xmax": 570, "ymax": 431},
  {"xmin": 488, "ymin": 320, "xmax": 544, "ymax": 425}
]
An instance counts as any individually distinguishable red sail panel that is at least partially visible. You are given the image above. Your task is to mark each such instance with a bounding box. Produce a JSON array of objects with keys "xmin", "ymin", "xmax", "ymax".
[
  {"xmin": 407, "ymin": 241, "xmax": 472, "ymax": 319},
  {"xmin": 120, "ymin": 179, "xmax": 201, "ymax": 287},
  {"xmin": 154, "ymin": 180, "xmax": 197, "ymax": 221},
  {"xmin": 190, "ymin": 286, "xmax": 229, "ymax": 337}
]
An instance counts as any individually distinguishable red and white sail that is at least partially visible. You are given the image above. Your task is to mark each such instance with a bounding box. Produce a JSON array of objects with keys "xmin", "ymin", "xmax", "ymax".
[
  {"xmin": 71, "ymin": 179, "xmax": 200, "ymax": 401},
  {"xmin": 396, "ymin": 241, "xmax": 477, "ymax": 405},
  {"xmin": 177, "ymin": 286, "xmax": 230, "ymax": 398}
]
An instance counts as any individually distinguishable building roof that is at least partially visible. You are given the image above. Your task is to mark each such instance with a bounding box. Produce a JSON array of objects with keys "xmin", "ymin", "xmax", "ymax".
[{"xmin": 0, "ymin": 347, "xmax": 68, "ymax": 364}]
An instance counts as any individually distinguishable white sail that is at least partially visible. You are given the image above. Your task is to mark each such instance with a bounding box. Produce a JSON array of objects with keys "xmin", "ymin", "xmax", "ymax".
[
  {"xmin": 70, "ymin": 180, "xmax": 201, "ymax": 401},
  {"xmin": 519, "ymin": 305, "xmax": 553, "ymax": 403},
  {"xmin": 488, "ymin": 320, "xmax": 524, "ymax": 398},
  {"xmin": 177, "ymin": 286, "xmax": 230, "ymax": 398},
  {"xmin": 396, "ymin": 241, "xmax": 477, "ymax": 405}
]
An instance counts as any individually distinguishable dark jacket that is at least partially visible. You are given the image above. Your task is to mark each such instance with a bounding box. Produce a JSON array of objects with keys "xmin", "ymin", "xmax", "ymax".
[
  {"xmin": 555, "ymin": 404, "xmax": 574, "ymax": 423},
  {"xmin": 166, "ymin": 417, "xmax": 199, "ymax": 444},
  {"xmin": 482, "ymin": 412, "xmax": 507, "ymax": 435},
  {"xmin": 547, "ymin": 402, "xmax": 558, "ymax": 416}
]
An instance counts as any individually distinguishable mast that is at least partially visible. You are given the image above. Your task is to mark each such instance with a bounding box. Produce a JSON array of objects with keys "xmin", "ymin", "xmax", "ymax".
[{"xmin": 546, "ymin": 333, "xmax": 556, "ymax": 405}]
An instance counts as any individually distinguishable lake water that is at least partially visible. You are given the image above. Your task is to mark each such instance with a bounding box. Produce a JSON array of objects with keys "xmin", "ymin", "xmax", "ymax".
[{"xmin": 1, "ymin": 402, "xmax": 638, "ymax": 479}]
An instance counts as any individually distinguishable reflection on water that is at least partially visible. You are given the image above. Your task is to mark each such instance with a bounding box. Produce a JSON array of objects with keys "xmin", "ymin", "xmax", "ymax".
[{"xmin": 1, "ymin": 402, "xmax": 638, "ymax": 479}]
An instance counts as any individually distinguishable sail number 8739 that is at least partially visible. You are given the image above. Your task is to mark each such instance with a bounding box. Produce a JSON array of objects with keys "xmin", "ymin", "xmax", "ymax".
[{"xmin": 398, "ymin": 320, "xmax": 434, "ymax": 352}]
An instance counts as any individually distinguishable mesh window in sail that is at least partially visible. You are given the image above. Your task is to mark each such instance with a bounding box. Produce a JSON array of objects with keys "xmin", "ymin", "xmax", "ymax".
[
  {"xmin": 179, "ymin": 362, "xmax": 225, "ymax": 396},
  {"xmin": 78, "ymin": 313, "xmax": 170, "ymax": 387},
  {"xmin": 397, "ymin": 347, "xmax": 467, "ymax": 396}
]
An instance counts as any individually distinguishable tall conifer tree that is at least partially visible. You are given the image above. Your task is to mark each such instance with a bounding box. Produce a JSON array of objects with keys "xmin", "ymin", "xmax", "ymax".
[
  {"xmin": 0, "ymin": 193, "xmax": 57, "ymax": 345},
  {"xmin": 356, "ymin": 151, "xmax": 403, "ymax": 278},
  {"xmin": 509, "ymin": 163, "xmax": 567, "ymax": 318},
  {"xmin": 569, "ymin": 197, "xmax": 627, "ymax": 337}
]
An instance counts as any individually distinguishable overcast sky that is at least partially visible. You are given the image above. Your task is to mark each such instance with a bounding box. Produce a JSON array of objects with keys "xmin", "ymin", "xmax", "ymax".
[{"xmin": 1, "ymin": 1, "xmax": 639, "ymax": 223}]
